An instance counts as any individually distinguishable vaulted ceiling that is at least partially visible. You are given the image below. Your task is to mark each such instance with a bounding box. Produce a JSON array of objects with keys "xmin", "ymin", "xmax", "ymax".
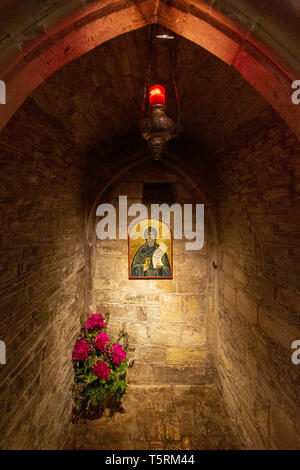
[{"xmin": 20, "ymin": 25, "xmax": 270, "ymax": 159}]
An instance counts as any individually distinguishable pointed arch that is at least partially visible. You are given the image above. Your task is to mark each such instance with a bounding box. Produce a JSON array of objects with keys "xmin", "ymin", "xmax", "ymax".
[{"xmin": 0, "ymin": 1, "xmax": 299, "ymax": 139}]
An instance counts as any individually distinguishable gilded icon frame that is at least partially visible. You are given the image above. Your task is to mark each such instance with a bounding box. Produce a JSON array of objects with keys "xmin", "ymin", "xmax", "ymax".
[{"xmin": 128, "ymin": 218, "xmax": 173, "ymax": 280}]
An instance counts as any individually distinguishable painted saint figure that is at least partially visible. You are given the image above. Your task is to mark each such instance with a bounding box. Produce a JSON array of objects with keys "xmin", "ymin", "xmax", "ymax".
[{"xmin": 130, "ymin": 227, "xmax": 171, "ymax": 277}]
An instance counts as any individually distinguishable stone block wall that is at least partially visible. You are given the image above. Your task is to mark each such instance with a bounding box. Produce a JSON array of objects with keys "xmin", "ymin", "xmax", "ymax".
[
  {"xmin": 0, "ymin": 103, "xmax": 87, "ymax": 449},
  {"xmin": 87, "ymin": 160, "xmax": 218, "ymax": 387},
  {"xmin": 216, "ymin": 111, "xmax": 300, "ymax": 449},
  {"xmin": 1, "ymin": 91, "xmax": 298, "ymax": 451}
]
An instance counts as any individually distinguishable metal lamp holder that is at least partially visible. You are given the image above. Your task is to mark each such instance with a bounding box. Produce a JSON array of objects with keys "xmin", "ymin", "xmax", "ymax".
[{"xmin": 140, "ymin": 26, "xmax": 181, "ymax": 160}]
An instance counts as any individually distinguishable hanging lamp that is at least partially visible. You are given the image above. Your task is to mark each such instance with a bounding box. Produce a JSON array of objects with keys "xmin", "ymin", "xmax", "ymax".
[{"xmin": 140, "ymin": 27, "xmax": 180, "ymax": 160}]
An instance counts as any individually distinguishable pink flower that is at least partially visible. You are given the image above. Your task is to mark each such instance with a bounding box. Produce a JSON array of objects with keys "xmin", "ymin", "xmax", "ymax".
[
  {"xmin": 72, "ymin": 339, "xmax": 90, "ymax": 360},
  {"xmin": 85, "ymin": 313, "xmax": 105, "ymax": 330},
  {"xmin": 93, "ymin": 361, "xmax": 111, "ymax": 380},
  {"xmin": 94, "ymin": 332, "xmax": 110, "ymax": 351},
  {"xmin": 112, "ymin": 343, "xmax": 126, "ymax": 365}
]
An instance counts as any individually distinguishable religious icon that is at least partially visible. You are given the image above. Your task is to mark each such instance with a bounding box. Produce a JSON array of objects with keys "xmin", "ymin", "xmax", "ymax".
[{"xmin": 128, "ymin": 219, "xmax": 173, "ymax": 279}]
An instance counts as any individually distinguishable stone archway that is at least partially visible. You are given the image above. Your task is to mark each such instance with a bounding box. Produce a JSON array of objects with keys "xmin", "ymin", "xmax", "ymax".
[
  {"xmin": 83, "ymin": 150, "xmax": 220, "ymax": 394},
  {"xmin": 0, "ymin": 0, "xmax": 299, "ymax": 138},
  {"xmin": 85, "ymin": 152, "xmax": 218, "ymax": 312},
  {"xmin": 0, "ymin": 0, "xmax": 299, "ymax": 451}
]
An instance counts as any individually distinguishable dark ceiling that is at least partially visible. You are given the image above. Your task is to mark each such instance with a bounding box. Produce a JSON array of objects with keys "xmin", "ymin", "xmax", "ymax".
[{"xmin": 25, "ymin": 25, "xmax": 269, "ymax": 157}]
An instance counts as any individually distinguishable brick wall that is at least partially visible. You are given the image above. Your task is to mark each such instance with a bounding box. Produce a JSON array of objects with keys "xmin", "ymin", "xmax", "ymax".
[
  {"xmin": 216, "ymin": 111, "xmax": 300, "ymax": 449},
  {"xmin": 87, "ymin": 159, "xmax": 218, "ymax": 386},
  {"xmin": 0, "ymin": 103, "xmax": 87, "ymax": 449},
  {"xmin": 1, "ymin": 97, "xmax": 299, "ymax": 450}
]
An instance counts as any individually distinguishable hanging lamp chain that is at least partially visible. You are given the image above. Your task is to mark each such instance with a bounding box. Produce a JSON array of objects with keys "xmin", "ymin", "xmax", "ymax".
[
  {"xmin": 167, "ymin": 39, "xmax": 181, "ymax": 126},
  {"xmin": 141, "ymin": 24, "xmax": 157, "ymax": 120}
]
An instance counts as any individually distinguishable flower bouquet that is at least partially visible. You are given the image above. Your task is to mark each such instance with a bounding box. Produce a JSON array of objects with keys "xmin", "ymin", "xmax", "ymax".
[{"xmin": 72, "ymin": 312, "xmax": 129, "ymax": 419}]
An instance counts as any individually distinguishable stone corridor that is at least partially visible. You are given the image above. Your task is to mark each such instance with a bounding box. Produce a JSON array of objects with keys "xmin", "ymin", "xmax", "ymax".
[
  {"xmin": 66, "ymin": 385, "xmax": 241, "ymax": 450},
  {"xmin": 0, "ymin": 0, "xmax": 299, "ymax": 451}
]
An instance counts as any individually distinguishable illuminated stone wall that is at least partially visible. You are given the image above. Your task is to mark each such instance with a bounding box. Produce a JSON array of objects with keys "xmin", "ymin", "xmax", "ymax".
[
  {"xmin": 0, "ymin": 104, "xmax": 87, "ymax": 449},
  {"xmin": 88, "ymin": 160, "xmax": 218, "ymax": 386},
  {"xmin": 216, "ymin": 110, "xmax": 300, "ymax": 450}
]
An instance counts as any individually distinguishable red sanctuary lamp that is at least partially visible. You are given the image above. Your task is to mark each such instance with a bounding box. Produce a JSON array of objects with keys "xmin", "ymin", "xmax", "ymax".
[
  {"xmin": 141, "ymin": 83, "xmax": 178, "ymax": 160},
  {"xmin": 149, "ymin": 84, "xmax": 166, "ymax": 107}
]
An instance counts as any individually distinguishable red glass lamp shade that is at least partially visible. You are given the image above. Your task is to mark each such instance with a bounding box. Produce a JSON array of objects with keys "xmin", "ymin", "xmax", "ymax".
[{"xmin": 149, "ymin": 84, "xmax": 165, "ymax": 107}]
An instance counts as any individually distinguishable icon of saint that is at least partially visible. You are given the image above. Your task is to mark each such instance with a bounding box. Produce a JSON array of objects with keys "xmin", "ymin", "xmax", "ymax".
[{"xmin": 130, "ymin": 226, "xmax": 171, "ymax": 277}]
